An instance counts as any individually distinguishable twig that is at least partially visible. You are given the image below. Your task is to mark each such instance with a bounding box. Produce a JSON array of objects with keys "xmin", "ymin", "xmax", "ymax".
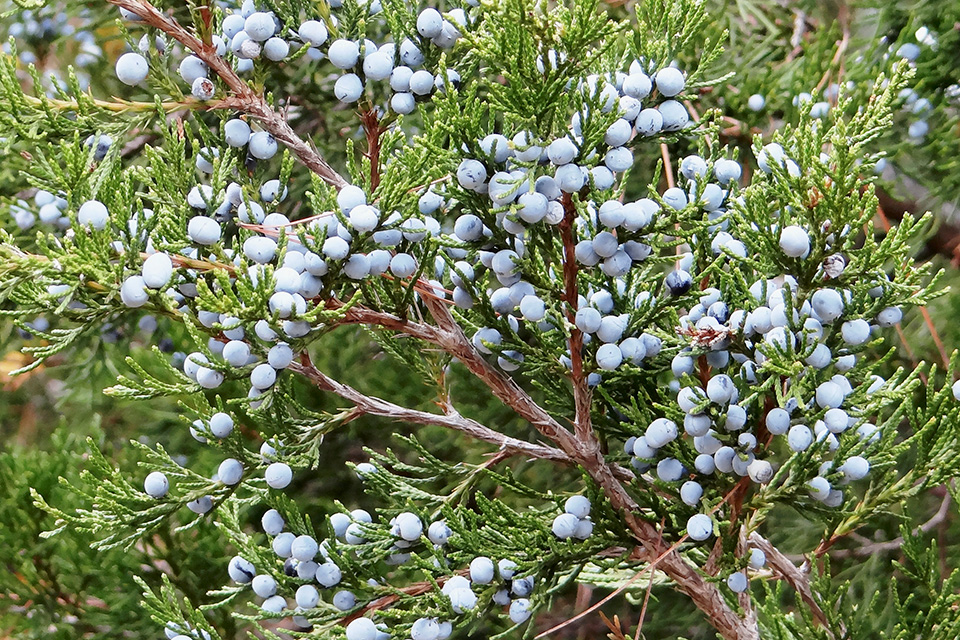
[
  {"xmin": 633, "ymin": 519, "xmax": 665, "ymax": 639},
  {"xmin": 326, "ymin": 300, "xmax": 638, "ymax": 484},
  {"xmin": 920, "ymin": 306, "xmax": 950, "ymax": 370},
  {"xmin": 815, "ymin": 3, "xmax": 850, "ymax": 92},
  {"xmin": 535, "ymin": 539, "xmax": 678, "ymax": 640}
]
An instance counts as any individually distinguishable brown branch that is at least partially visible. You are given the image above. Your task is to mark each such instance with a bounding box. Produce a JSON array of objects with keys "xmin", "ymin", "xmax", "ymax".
[
  {"xmin": 360, "ymin": 108, "xmax": 384, "ymax": 192},
  {"xmin": 289, "ymin": 355, "xmax": 577, "ymax": 466},
  {"xmin": 107, "ymin": 0, "xmax": 348, "ymax": 191},
  {"xmin": 419, "ymin": 294, "xmax": 583, "ymax": 456},
  {"xmin": 326, "ymin": 299, "xmax": 640, "ymax": 483},
  {"xmin": 416, "ymin": 295, "xmax": 757, "ymax": 640},
  {"xmin": 559, "ymin": 193, "xmax": 592, "ymax": 444},
  {"xmin": 749, "ymin": 533, "xmax": 832, "ymax": 634}
]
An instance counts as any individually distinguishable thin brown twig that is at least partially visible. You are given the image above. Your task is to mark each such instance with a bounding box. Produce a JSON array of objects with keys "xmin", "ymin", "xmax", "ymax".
[
  {"xmin": 815, "ymin": 3, "xmax": 850, "ymax": 92},
  {"xmin": 534, "ymin": 540, "xmax": 681, "ymax": 640},
  {"xmin": 660, "ymin": 143, "xmax": 675, "ymax": 189}
]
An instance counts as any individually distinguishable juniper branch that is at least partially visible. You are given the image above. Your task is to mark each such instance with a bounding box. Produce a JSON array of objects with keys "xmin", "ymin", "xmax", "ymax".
[
  {"xmin": 288, "ymin": 353, "xmax": 578, "ymax": 466},
  {"xmin": 749, "ymin": 532, "xmax": 832, "ymax": 633},
  {"xmin": 330, "ymin": 294, "xmax": 757, "ymax": 638},
  {"xmin": 105, "ymin": 0, "xmax": 348, "ymax": 191},
  {"xmin": 559, "ymin": 193, "xmax": 594, "ymax": 447},
  {"xmin": 416, "ymin": 296, "xmax": 759, "ymax": 640}
]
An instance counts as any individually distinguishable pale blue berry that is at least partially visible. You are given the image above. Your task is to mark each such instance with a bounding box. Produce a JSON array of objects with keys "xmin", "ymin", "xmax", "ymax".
[
  {"xmin": 244, "ymin": 12, "xmax": 276, "ymax": 41},
  {"xmin": 552, "ymin": 513, "xmax": 579, "ymax": 539},
  {"xmin": 218, "ymin": 458, "xmax": 244, "ymax": 485},
  {"xmin": 427, "ymin": 520, "xmax": 451, "ymax": 545},
  {"xmin": 656, "ymin": 101, "xmax": 687, "ymax": 132},
  {"xmin": 120, "ymin": 275, "xmax": 149, "ymax": 308},
  {"xmin": 116, "ymin": 52, "xmax": 149, "ymax": 85},
  {"xmin": 248, "ymin": 131, "xmax": 278, "ymax": 159},
  {"xmin": 209, "ymin": 412, "xmax": 234, "ymax": 438},
  {"xmin": 779, "ymin": 225, "xmax": 810, "ymax": 258},
  {"xmin": 811, "ymin": 289, "xmax": 844, "ymax": 322},
  {"xmin": 228, "ymin": 556, "xmax": 255, "ymax": 583},
  {"xmin": 680, "ymin": 480, "xmax": 702, "ymax": 505},
  {"xmin": 296, "ymin": 584, "xmax": 319, "ymax": 609},
  {"xmin": 78, "ymin": 200, "xmax": 109, "ymax": 230},
  {"xmin": 291, "ymin": 535, "xmax": 318, "ymax": 561},
  {"xmin": 144, "ymin": 471, "xmax": 169, "ymax": 497},
  {"xmin": 469, "ymin": 557, "xmax": 495, "ymax": 584},
  {"xmin": 329, "ymin": 39, "xmax": 360, "ymax": 68},
  {"xmin": 346, "ymin": 619, "xmax": 378, "ymax": 640},
  {"xmin": 686, "ymin": 513, "xmax": 713, "ymax": 541},
  {"xmin": 787, "ymin": 424, "xmax": 813, "ymax": 452},
  {"xmin": 509, "ymin": 599, "xmax": 532, "ymax": 623},
  {"xmin": 298, "ymin": 20, "xmax": 328, "ymax": 46},
  {"xmin": 261, "ymin": 508, "xmax": 284, "ymax": 535},
  {"xmin": 646, "ymin": 418, "xmax": 678, "ymax": 447},
  {"xmin": 747, "ymin": 94, "xmax": 765, "ymax": 111},
  {"xmin": 265, "ymin": 462, "xmax": 292, "ymax": 489},
  {"xmin": 316, "ymin": 561, "xmax": 342, "ymax": 587},
  {"xmin": 335, "ymin": 73, "xmax": 364, "ymax": 102},
  {"xmin": 564, "ymin": 495, "xmax": 591, "ymax": 519},
  {"xmin": 263, "ymin": 37, "xmax": 289, "ymax": 60},
  {"xmin": 333, "ymin": 590, "xmax": 356, "ymax": 610},
  {"xmin": 655, "ymin": 67, "xmax": 685, "ymax": 97},
  {"xmin": 411, "ymin": 618, "xmax": 440, "ymax": 640},
  {"xmin": 416, "ymin": 8, "xmax": 443, "ymax": 38},
  {"xmin": 726, "ymin": 571, "xmax": 748, "ymax": 593}
]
